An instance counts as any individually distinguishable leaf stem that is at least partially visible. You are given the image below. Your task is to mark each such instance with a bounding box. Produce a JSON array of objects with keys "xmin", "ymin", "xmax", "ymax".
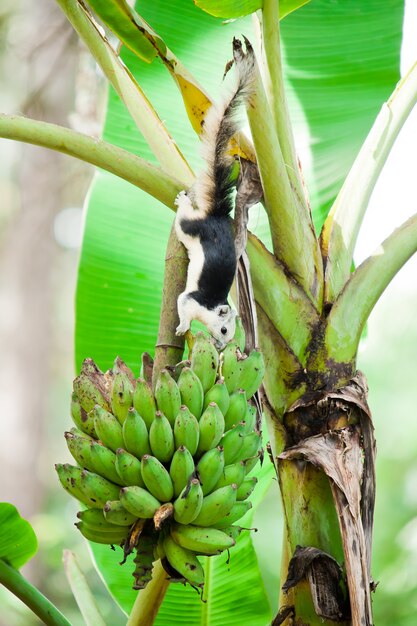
[
  {"xmin": 0, "ymin": 559, "xmax": 71, "ymax": 626},
  {"xmin": 260, "ymin": 0, "xmax": 308, "ymax": 212},
  {"xmin": 245, "ymin": 46, "xmax": 323, "ymax": 307},
  {"xmin": 126, "ymin": 560, "xmax": 170, "ymax": 626},
  {"xmin": 247, "ymin": 234, "xmax": 319, "ymax": 364},
  {"xmin": 325, "ymin": 212, "xmax": 417, "ymax": 363},
  {"xmin": 0, "ymin": 113, "xmax": 183, "ymax": 208},
  {"xmin": 54, "ymin": 0, "xmax": 193, "ymax": 185},
  {"xmin": 63, "ymin": 550, "xmax": 106, "ymax": 626},
  {"xmin": 322, "ymin": 60, "xmax": 417, "ymax": 301}
]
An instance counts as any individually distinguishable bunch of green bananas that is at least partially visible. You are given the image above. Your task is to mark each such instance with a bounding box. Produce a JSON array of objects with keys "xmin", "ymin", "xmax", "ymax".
[{"xmin": 56, "ymin": 325, "xmax": 265, "ymax": 590}]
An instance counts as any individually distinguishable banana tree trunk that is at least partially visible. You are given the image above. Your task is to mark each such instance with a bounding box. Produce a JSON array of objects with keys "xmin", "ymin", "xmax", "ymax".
[{"xmin": 259, "ymin": 313, "xmax": 376, "ymax": 626}]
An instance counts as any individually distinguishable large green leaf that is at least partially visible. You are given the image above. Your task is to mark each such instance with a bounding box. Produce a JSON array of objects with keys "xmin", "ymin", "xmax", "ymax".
[
  {"xmin": 0, "ymin": 503, "xmax": 37, "ymax": 569},
  {"xmin": 195, "ymin": 0, "xmax": 310, "ymax": 19},
  {"xmin": 280, "ymin": 0, "xmax": 404, "ymax": 232}
]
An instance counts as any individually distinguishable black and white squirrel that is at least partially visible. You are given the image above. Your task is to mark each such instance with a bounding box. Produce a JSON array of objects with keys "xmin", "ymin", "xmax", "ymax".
[{"xmin": 175, "ymin": 39, "xmax": 255, "ymax": 348}]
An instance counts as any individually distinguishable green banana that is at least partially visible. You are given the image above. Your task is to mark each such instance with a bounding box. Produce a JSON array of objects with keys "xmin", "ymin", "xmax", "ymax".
[
  {"xmin": 244, "ymin": 450, "xmax": 262, "ymax": 474},
  {"xmin": 132, "ymin": 533, "xmax": 155, "ymax": 590},
  {"xmin": 190, "ymin": 332, "xmax": 219, "ymax": 393},
  {"xmin": 103, "ymin": 500, "xmax": 138, "ymax": 526},
  {"xmin": 163, "ymin": 535, "xmax": 204, "ymax": 586},
  {"xmin": 236, "ymin": 476, "xmax": 257, "ymax": 500},
  {"xmin": 192, "ymin": 484, "xmax": 238, "ymax": 527},
  {"xmin": 68, "ymin": 426, "xmax": 91, "ymax": 440},
  {"xmin": 89, "ymin": 441, "xmax": 123, "ymax": 485},
  {"xmin": 76, "ymin": 508, "xmax": 111, "ymax": 530},
  {"xmin": 73, "ymin": 372, "xmax": 111, "ymax": 414},
  {"xmin": 133, "ymin": 378, "xmax": 156, "ymax": 429},
  {"xmin": 76, "ymin": 521, "xmax": 128, "ymax": 545},
  {"xmin": 164, "ymin": 360, "xmax": 191, "ymax": 382},
  {"xmin": 55, "ymin": 463, "xmax": 94, "ymax": 507},
  {"xmin": 237, "ymin": 431, "xmax": 262, "ymax": 465},
  {"xmin": 149, "ymin": 411, "xmax": 175, "ymax": 463},
  {"xmin": 220, "ymin": 342, "xmax": 241, "ymax": 393},
  {"xmin": 233, "ymin": 317, "xmax": 246, "ymax": 352},
  {"xmin": 79, "ymin": 469, "xmax": 121, "ymax": 508},
  {"xmin": 224, "ymin": 389, "xmax": 247, "ymax": 431},
  {"xmin": 169, "ymin": 446, "xmax": 195, "ymax": 498},
  {"xmin": 237, "ymin": 350, "xmax": 265, "ymax": 399},
  {"xmin": 177, "ymin": 367, "xmax": 204, "ymax": 419},
  {"xmin": 154, "ymin": 369, "xmax": 181, "ymax": 426},
  {"xmin": 170, "ymin": 523, "xmax": 235, "ymax": 554},
  {"xmin": 213, "ymin": 461, "xmax": 246, "ymax": 490},
  {"xmin": 197, "ymin": 446, "xmax": 225, "ymax": 495},
  {"xmin": 141, "ymin": 455, "xmax": 174, "ymax": 503},
  {"xmin": 113, "ymin": 356, "xmax": 136, "ymax": 385},
  {"xmin": 70, "ymin": 393, "xmax": 96, "ymax": 437},
  {"xmin": 115, "ymin": 448, "xmax": 144, "ymax": 487},
  {"xmin": 173, "ymin": 478, "xmax": 203, "ymax": 525},
  {"xmin": 196, "ymin": 403, "xmax": 225, "ymax": 456},
  {"xmin": 111, "ymin": 370, "xmax": 134, "ymax": 424},
  {"xmin": 214, "ymin": 500, "xmax": 252, "ymax": 528},
  {"xmin": 64, "ymin": 430, "xmax": 96, "ymax": 471},
  {"xmin": 122, "ymin": 408, "xmax": 151, "ymax": 459},
  {"xmin": 243, "ymin": 403, "xmax": 257, "ymax": 434},
  {"xmin": 221, "ymin": 525, "xmax": 244, "ymax": 541},
  {"xmin": 173, "ymin": 406, "xmax": 200, "ymax": 456},
  {"xmin": 80, "ymin": 357, "xmax": 105, "ymax": 380},
  {"xmin": 93, "ymin": 406, "xmax": 124, "ymax": 452},
  {"xmin": 203, "ymin": 378, "xmax": 230, "ymax": 415},
  {"xmin": 76, "ymin": 512, "xmax": 126, "ymax": 534},
  {"xmin": 221, "ymin": 422, "xmax": 246, "ymax": 465},
  {"xmin": 119, "ymin": 486, "xmax": 161, "ymax": 518}
]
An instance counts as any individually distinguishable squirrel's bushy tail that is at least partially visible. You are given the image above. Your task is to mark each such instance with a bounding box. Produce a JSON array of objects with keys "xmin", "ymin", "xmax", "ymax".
[{"xmin": 192, "ymin": 38, "xmax": 255, "ymax": 218}]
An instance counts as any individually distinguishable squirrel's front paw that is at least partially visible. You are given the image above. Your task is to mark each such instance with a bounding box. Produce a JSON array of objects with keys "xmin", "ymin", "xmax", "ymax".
[
  {"xmin": 176, "ymin": 322, "xmax": 189, "ymax": 336},
  {"xmin": 175, "ymin": 190, "xmax": 193, "ymax": 210}
]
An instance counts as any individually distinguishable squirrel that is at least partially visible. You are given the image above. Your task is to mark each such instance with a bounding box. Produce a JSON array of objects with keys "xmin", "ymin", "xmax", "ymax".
[{"xmin": 174, "ymin": 38, "xmax": 255, "ymax": 348}]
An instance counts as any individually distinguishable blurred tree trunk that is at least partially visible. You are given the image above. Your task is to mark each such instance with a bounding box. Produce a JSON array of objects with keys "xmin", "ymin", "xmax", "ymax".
[{"xmin": 0, "ymin": 0, "xmax": 92, "ymax": 554}]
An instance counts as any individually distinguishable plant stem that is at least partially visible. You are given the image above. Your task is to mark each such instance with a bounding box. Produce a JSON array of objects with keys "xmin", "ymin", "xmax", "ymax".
[
  {"xmin": 248, "ymin": 234, "xmax": 318, "ymax": 363},
  {"xmin": 322, "ymin": 60, "xmax": 417, "ymax": 302},
  {"xmin": 246, "ymin": 46, "xmax": 323, "ymax": 308},
  {"xmin": 0, "ymin": 114, "xmax": 183, "ymax": 208},
  {"xmin": 126, "ymin": 560, "xmax": 170, "ymax": 626},
  {"xmin": 0, "ymin": 559, "xmax": 71, "ymax": 626},
  {"xmin": 55, "ymin": 0, "xmax": 194, "ymax": 185},
  {"xmin": 260, "ymin": 0, "xmax": 308, "ymax": 213},
  {"xmin": 152, "ymin": 223, "xmax": 187, "ymax": 388},
  {"xmin": 325, "ymin": 211, "xmax": 417, "ymax": 363}
]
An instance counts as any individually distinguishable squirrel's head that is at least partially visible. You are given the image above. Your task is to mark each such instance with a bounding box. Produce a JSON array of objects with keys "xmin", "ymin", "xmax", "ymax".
[{"xmin": 206, "ymin": 305, "xmax": 237, "ymax": 349}]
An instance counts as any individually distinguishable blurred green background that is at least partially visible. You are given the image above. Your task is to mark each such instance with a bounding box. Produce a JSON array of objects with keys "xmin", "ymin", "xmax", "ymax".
[{"xmin": 0, "ymin": 0, "xmax": 417, "ymax": 625}]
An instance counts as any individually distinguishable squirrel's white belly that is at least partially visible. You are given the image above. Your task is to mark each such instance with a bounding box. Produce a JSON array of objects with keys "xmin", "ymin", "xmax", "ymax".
[{"xmin": 183, "ymin": 237, "xmax": 204, "ymax": 293}]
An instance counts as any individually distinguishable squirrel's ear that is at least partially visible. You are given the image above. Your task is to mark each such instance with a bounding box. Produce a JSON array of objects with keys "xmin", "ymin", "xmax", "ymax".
[{"xmin": 218, "ymin": 305, "xmax": 230, "ymax": 317}]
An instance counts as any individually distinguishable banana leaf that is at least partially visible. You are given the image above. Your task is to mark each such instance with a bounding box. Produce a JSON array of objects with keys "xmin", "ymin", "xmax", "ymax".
[{"xmin": 0, "ymin": 503, "xmax": 37, "ymax": 569}]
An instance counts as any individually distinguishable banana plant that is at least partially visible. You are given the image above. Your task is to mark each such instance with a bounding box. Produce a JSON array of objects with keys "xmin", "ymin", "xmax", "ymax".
[{"xmin": 0, "ymin": 0, "xmax": 416, "ymax": 625}]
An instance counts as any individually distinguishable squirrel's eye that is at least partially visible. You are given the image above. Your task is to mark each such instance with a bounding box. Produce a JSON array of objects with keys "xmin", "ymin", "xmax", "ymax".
[{"xmin": 221, "ymin": 327, "xmax": 227, "ymax": 335}]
